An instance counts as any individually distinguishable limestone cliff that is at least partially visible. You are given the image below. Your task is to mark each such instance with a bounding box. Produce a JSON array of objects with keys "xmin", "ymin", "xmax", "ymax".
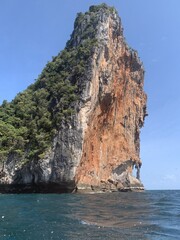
[{"xmin": 0, "ymin": 4, "xmax": 147, "ymax": 193}]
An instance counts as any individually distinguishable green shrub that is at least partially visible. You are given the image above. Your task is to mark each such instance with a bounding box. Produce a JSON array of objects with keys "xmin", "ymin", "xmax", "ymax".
[{"xmin": 0, "ymin": 8, "xmax": 99, "ymax": 163}]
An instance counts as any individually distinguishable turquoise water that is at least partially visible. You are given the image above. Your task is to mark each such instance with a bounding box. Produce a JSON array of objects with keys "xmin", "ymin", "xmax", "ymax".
[{"xmin": 0, "ymin": 191, "xmax": 180, "ymax": 239}]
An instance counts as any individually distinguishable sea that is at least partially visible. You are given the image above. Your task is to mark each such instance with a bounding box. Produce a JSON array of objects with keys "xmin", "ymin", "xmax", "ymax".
[{"xmin": 0, "ymin": 190, "xmax": 179, "ymax": 240}]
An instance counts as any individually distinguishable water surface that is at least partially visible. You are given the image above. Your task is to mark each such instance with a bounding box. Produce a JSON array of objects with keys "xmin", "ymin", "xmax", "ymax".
[{"xmin": 0, "ymin": 190, "xmax": 179, "ymax": 239}]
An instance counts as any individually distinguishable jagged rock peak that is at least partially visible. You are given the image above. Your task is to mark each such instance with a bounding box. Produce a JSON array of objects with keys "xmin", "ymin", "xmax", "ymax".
[
  {"xmin": 0, "ymin": 4, "xmax": 147, "ymax": 193},
  {"xmin": 67, "ymin": 3, "xmax": 123, "ymax": 48}
]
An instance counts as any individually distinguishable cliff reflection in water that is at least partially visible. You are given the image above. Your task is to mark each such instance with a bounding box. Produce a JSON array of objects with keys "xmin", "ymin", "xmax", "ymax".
[{"xmin": 69, "ymin": 191, "xmax": 152, "ymax": 229}]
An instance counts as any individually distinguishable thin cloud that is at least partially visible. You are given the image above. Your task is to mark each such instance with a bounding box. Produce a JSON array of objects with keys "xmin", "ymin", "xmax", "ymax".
[{"xmin": 163, "ymin": 174, "xmax": 176, "ymax": 182}]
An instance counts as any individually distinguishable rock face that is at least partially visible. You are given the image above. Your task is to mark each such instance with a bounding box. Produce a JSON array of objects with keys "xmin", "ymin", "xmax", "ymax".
[{"xmin": 0, "ymin": 4, "xmax": 147, "ymax": 193}]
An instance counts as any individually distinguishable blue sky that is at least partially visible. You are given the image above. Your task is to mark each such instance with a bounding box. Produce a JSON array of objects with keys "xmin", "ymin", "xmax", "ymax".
[{"xmin": 0, "ymin": 0, "xmax": 180, "ymax": 190}]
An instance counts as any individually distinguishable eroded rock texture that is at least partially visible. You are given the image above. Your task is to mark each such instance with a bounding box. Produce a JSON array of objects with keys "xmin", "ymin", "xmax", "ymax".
[
  {"xmin": 0, "ymin": 5, "xmax": 147, "ymax": 193},
  {"xmin": 74, "ymin": 6, "xmax": 147, "ymax": 192}
]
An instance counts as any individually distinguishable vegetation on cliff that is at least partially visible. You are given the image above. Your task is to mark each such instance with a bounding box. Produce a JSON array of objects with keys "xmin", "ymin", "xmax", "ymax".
[{"xmin": 0, "ymin": 4, "xmax": 115, "ymax": 164}]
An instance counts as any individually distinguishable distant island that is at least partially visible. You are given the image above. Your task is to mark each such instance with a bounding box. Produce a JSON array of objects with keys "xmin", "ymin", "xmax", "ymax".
[{"xmin": 0, "ymin": 3, "xmax": 147, "ymax": 193}]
